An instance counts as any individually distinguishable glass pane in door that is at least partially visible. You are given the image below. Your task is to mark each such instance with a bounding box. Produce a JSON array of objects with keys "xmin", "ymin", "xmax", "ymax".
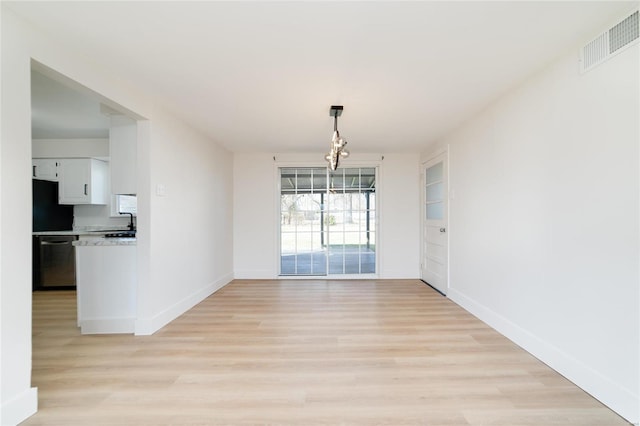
[
  {"xmin": 280, "ymin": 168, "xmax": 327, "ymax": 275},
  {"xmin": 327, "ymin": 168, "xmax": 376, "ymax": 275},
  {"xmin": 425, "ymin": 161, "xmax": 444, "ymax": 220}
]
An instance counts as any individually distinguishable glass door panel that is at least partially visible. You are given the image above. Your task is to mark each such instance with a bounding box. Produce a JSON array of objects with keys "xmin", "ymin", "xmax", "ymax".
[
  {"xmin": 327, "ymin": 168, "xmax": 376, "ymax": 275},
  {"xmin": 425, "ymin": 161, "xmax": 444, "ymax": 220},
  {"xmin": 280, "ymin": 168, "xmax": 327, "ymax": 275}
]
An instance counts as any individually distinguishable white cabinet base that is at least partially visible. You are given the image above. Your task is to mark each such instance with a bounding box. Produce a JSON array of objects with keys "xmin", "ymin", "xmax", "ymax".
[{"xmin": 76, "ymin": 245, "xmax": 137, "ymax": 334}]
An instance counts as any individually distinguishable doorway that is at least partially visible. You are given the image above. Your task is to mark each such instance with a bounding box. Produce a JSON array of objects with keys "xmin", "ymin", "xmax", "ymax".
[
  {"xmin": 421, "ymin": 152, "xmax": 448, "ymax": 294},
  {"xmin": 30, "ymin": 63, "xmax": 143, "ymax": 326},
  {"xmin": 279, "ymin": 167, "xmax": 377, "ymax": 276}
]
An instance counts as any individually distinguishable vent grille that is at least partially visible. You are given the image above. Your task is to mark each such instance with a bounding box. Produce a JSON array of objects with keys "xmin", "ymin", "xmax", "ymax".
[
  {"xmin": 610, "ymin": 10, "xmax": 639, "ymax": 53},
  {"xmin": 583, "ymin": 32, "xmax": 609, "ymax": 70},
  {"xmin": 581, "ymin": 10, "xmax": 639, "ymax": 73}
]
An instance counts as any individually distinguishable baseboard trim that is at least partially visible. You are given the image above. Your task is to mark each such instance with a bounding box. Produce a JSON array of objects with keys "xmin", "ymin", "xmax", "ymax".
[
  {"xmin": 234, "ymin": 271, "xmax": 422, "ymax": 280},
  {"xmin": 448, "ymin": 288, "xmax": 639, "ymax": 424},
  {"xmin": 80, "ymin": 318, "xmax": 135, "ymax": 334},
  {"xmin": 135, "ymin": 272, "xmax": 233, "ymax": 336},
  {"xmin": 380, "ymin": 270, "xmax": 420, "ymax": 279},
  {"xmin": 1, "ymin": 387, "xmax": 37, "ymax": 426},
  {"xmin": 233, "ymin": 269, "xmax": 275, "ymax": 279}
]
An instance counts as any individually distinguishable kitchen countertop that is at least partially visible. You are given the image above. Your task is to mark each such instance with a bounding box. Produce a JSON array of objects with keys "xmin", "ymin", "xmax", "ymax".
[
  {"xmin": 33, "ymin": 227, "xmax": 130, "ymax": 236},
  {"xmin": 35, "ymin": 227, "xmax": 136, "ymax": 246},
  {"xmin": 33, "ymin": 230, "xmax": 94, "ymax": 236},
  {"xmin": 73, "ymin": 238, "xmax": 136, "ymax": 247}
]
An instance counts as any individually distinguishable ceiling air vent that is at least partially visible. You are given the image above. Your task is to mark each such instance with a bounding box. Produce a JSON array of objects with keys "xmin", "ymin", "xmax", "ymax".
[{"xmin": 580, "ymin": 10, "xmax": 639, "ymax": 73}]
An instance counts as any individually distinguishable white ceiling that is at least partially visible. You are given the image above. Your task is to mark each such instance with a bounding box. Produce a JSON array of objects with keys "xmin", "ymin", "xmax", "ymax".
[
  {"xmin": 31, "ymin": 70, "xmax": 111, "ymax": 139},
  {"xmin": 10, "ymin": 1, "xmax": 636, "ymax": 153}
]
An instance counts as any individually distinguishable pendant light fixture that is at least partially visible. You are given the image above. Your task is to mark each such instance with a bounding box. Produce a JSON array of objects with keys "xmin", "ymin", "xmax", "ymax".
[{"xmin": 324, "ymin": 105, "xmax": 350, "ymax": 170}]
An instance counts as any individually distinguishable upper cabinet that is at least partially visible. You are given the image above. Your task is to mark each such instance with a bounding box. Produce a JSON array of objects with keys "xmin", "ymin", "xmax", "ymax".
[
  {"xmin": 58, "ymin": 159, "xmax": 108, "ymax": 205},
  {"xmin": 32, "ymin": 159, "xmax": 59, "ymax": 181},
  {"xmin": 109, "ymin": 116, "xmax": 137, "ymax": 195}
]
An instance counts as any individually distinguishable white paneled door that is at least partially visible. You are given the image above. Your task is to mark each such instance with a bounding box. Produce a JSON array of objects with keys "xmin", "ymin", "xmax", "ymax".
[{"xmin": 421, "ymin": 153, "xmax": 448, "ymax": 295}]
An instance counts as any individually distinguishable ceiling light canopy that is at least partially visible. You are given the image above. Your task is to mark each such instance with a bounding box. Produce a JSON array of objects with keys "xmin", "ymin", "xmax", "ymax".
[{"xmin": 324, "ymin": 105, "xmax": 350, "ymax": 170}]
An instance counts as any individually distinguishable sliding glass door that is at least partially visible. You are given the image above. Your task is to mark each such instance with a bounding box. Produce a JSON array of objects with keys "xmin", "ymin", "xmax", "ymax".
[{"xmin": 280, "ymin": 167, "xmax": 376, "ymax": 276}]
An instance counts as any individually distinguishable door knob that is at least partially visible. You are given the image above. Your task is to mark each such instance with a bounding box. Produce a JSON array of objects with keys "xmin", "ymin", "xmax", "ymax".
[{"xmin": 439, "ymin": 227, "xmax": 446, "ymax": 233}]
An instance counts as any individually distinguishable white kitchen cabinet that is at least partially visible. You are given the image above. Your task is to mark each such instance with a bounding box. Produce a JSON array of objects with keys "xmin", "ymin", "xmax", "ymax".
[
  {"xmin": 58, "ymin": 158, "xmax": 109, "ymax": 205},
  {"xmin": 32, "ymin": 158, "xmax": 59, "ymax": 181},
  {"xmin": 109, "ymin": 116, "xmax": 137, "ymax": 195},
  {"xmin": 75, "ymin": 244, "xmax": 137, "ymax": 334}
]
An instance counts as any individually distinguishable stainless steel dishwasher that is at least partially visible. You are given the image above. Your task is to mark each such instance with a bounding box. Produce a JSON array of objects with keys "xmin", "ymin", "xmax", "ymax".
[{"xmin": 36, "ymin": 235, "xmax": 77, "ymax": 289}]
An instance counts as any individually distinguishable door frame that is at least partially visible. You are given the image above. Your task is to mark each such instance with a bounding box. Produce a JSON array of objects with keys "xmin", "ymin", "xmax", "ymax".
[{"xmin": 420, "ymin": 148, "xmax": 450, "ymax": 295}]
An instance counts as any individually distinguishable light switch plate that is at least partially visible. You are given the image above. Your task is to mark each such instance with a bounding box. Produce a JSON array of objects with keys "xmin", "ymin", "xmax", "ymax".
[{"xmin": 156, "ymin": 184, "xmax": 166, "ymax": 197}]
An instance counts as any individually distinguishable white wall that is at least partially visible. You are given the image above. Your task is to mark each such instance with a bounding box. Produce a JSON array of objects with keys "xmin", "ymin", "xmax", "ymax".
[
  {"xmin": 425, "ymin": 42, "xmax": 639, "ymax": 422},
  {"xmin": 32, "ymin": 138, "xmax": 109, "ymax": 158},
  {"xmin": 135, "ymin": 105, "xmax": 234, "ymax": 334},
  {"xmin": 72, "ymin": 204, "xmax": 128, "ymax": 229},
  {"xmin": 1, "ymin": 9, "xmax": 38, "ymax": 425},
  {"xmin": 233, "ymin": 153, "xmax": 277, "ymax": 278},
  {"xmin": 378, "ymin": 153, "xmax": 420, "ymax": 278},
  {"xmin": 233, "ymin": 153, "xmax": 420, "ymax": 279},
  {"xmin": 1, "ymin": 8, "xmax": 234, "ymax": 424}
]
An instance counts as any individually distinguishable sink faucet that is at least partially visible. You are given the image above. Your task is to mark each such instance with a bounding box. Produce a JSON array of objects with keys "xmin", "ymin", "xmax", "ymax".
[{"xmin": 120, "ymin": 212, "xmax": 135, "ymax": 231}]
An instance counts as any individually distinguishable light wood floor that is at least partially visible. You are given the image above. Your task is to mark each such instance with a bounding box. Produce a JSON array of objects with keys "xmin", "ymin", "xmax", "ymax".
[{"xmin": 25, "ymin": 280, "xmax": 629, "ymax": 425}]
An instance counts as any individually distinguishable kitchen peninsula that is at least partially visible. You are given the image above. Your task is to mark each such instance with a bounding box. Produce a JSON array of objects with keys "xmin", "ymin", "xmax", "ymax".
[{"xmin": 73, "ymin": 236, "xmax": 137, "ymax": 334}]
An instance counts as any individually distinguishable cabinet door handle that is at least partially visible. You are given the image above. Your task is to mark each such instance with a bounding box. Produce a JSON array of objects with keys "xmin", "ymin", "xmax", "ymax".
[
  {"xmin": 84, "ymin": 184, "xmax": 88, "ymax": 195},
  {"xmin": 33, "ymin": 165, "xmax": 36, "ymax": 177}
]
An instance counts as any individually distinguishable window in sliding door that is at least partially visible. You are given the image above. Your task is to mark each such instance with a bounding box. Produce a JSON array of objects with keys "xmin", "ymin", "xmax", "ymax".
[
  {"xmin": 327, "ymin": 168, "xmax": 376, "ymax": 275},
  {"xmin": 279, "ymin": 167, "xmax": 376, "ymax": 276},
  {"xmin": 280, "ymin": 168, "xmax": 327, "ymax": 275}
]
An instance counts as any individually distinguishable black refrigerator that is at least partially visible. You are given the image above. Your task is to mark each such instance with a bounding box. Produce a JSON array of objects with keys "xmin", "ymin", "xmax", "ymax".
[
  {"xmin": 33, "ymin": 179, "xmax": 76, "ymax": 290},
  {"xmin": 33, "ymin": 179, "xmax": 73, "ymax": 232}
]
